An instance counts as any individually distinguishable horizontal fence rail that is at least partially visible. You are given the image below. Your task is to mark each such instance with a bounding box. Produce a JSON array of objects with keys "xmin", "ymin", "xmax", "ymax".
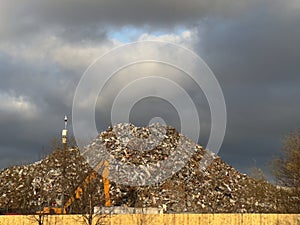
[{"xmin": 0, "ymin": 214, "xmax": 299, "ymax": 225}]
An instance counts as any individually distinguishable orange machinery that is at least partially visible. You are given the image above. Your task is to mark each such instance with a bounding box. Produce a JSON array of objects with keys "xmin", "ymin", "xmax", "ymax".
[{"xmin": 37, "ymin": 160, "xmax": 110, "ymax": 214}]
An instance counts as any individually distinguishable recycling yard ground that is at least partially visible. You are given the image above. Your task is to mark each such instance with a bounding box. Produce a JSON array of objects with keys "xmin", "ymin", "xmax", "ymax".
[{"xmin": 0, "ymin": 214, "xmax": 300, "ymax": 225}]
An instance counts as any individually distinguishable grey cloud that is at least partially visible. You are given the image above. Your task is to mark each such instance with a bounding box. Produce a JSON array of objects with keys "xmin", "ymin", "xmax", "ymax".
[
  {"xmin": 0, "ymin": 0, "xmax": 265, "ymax": 42},
  {"xmin": 0, "ymin": 0, "xmax": 299, "ymax": 180},
  {"xmin": 0, "ymin": 48, "xmax": 81, "ymax": 168},
  {"xmin": 194, "ymin": 4, "xmax": 300, "ymax": 174}
]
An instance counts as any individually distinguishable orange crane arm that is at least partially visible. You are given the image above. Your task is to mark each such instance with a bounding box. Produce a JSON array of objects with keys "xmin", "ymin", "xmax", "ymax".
[
  {"xmin": 63, "ymin": 170, "xmax": 97, "ymax": 210},
  {"xmin": 63, "ymin": 160, "xmax": 111, "ymax": 211},
  {"xmin": 102, "ymin": 161, "xmax": 111, "ymax": 207}
]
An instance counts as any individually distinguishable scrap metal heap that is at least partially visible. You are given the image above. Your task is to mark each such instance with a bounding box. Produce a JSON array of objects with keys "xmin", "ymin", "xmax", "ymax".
[{"xmin": 0, "ymin": 123, "xmax": 298, "ymax": 213}]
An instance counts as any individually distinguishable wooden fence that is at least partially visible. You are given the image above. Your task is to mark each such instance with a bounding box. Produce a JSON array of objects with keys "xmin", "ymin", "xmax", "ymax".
[{"xmin": 0, "ymin": 214, "xmax": 299, "ymax": 225}]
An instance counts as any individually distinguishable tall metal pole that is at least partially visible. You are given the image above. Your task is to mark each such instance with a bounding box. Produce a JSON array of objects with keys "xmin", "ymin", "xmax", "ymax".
[
  {"xmin": 62, "ymin": 115, "xmax": 68, "ymax": 150},
  {"xmin": 61, "ymin": 115, "xmax": 68, "ymax": 213}
]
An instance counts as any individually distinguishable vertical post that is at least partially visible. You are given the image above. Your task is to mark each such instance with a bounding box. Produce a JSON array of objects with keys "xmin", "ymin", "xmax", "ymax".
[
  {"xmin": 61, "ymin": 115, "xmax": 68, "ymax": 213},
  {"xmin": 62, "ymin": 115, "xmax": 68, "ymax": 150}
]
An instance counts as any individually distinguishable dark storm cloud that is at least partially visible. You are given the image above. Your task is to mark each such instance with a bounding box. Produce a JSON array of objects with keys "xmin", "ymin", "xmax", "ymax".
[
  {"xmin": 0, "ymin": 0, "xmax": 299, "ymax": 180},
  {"xmin": 0, "ymin": 0, "xmax": 261, "ymax": 42},
  {"xmin": 3, "ymin": 0, "xmax": 252, "ymax": 23},
  {"xmin": 195, "ymin": 3, "xmax": 300, "ymax": 177},
  {"xmin": 0, "ymin": 45, "xmax": 82, "ymax": 168}
]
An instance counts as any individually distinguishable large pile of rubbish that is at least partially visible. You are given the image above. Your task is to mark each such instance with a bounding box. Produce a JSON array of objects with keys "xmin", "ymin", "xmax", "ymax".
[
  {"xmin": 0, "ymin": 123, "xmax": 298, "ymax": 213},
  {"xmin": 0, "ymin": 148, "xmax": 91, "ymax": 212}
]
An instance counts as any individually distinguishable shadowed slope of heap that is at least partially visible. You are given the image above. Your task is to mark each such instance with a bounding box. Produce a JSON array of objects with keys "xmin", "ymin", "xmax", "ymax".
[{"xmin": 0, "ymin": 123, "xmax": 298, "ymax": 213}]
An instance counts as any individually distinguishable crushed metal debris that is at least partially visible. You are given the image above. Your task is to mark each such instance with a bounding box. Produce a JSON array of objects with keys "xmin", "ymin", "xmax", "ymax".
[{"xmin": 0, "ymin": 123, "xmax": 298, "ymax": 213}]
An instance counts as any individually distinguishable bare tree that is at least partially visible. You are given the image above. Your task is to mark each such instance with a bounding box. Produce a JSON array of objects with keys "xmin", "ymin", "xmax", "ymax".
[
  {"xmin": 26, "ymin": 138, "xmax": 87, "ymax": 224},
  {"xmin": 270, "ymin": 129, "xmax": 300, "ymax": 188},
  {"xmin": 27, "ymin": 176, "xmax": 53, "ymax": 225},
  {"xmin": 249, "ymin": 166, "xmax": 267, "ymax": 182},
  {"xmin": 29, "ymin": 214, "xmax": 49, "ymax": 225},
  {"xmin": 72, "ymin": 169, "xmax": 110, "ymax": 225},
  {"xmin": 46, "ymin": 136, "xmax": 89, "ymax": 214},
  {"xmin": 270, "ymin": 129, "xmax": 300, "ymax": 212},
  {"xmin": 50, "ymin": 135, "xmax": 77, "ymax": 151}
]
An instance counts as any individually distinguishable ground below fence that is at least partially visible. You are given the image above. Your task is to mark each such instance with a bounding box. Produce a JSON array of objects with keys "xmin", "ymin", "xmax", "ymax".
[{"xmin": 0, "ymin": 214, "xmax": 299, "ymax": 225}]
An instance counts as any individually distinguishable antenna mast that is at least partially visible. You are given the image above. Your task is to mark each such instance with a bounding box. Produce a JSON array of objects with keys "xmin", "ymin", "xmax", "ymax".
[{"xmin": 62, "ymin": 115, "xmax": 68, "ymax": 150}]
